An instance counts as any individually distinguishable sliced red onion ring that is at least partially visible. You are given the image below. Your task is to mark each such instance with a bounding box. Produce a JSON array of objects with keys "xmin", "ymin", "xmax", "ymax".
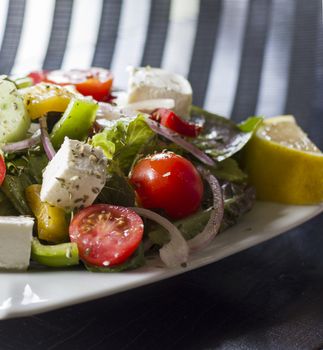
[
  {"xmin": 131, "ymin": 207, "xmax": 189, "ymax": 268},
  {"xmin": 144, "ymin": 117, "xmax": 215, "ymax": 167},
  {"xmin": 188, "ymin": 167, "xmax": 224, "ymax": 251},
  {"xmin": 2, "ymin": 129, "xmax": 41, "ymax": 153},
  {"xmin": 39, "ymin": 117, "xmax": 56, "ymax": 160}
]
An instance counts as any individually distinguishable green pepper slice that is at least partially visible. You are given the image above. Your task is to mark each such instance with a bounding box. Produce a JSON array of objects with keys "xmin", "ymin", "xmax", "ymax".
[
  {"xmin": 31, "ymin": 238, "xmax": 79, "ymax": 267},
  {"xmin": 51, "ymin": 98, "xmax": 98, "ymax": 148}
]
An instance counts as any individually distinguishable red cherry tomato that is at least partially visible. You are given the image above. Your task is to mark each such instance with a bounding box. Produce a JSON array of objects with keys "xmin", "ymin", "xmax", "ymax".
[
  {"xmin": 69, "ymin": 204, "xmax": 144, "ymax": 267},
  {"xmin": 28, "ymin": 70, "xmax": 48, "ymax": 84},
  {"xmin": 0, "ymin": 156, "xmax": 6, "ymax": 185},
  {"xmin": 46, "ymin": 68, "xmax": 113, "ymax": 101},
  {"xmin": 151, "ymin": 108, "xmax": 202, "ymax": 137},
  {"xmin": 129, "ymin": 152, "xmax": 204, "ymax": 219}
]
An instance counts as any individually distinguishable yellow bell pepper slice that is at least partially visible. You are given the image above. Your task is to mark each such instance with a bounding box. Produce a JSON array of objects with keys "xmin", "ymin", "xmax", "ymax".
[
  {"xmin": 25, "ymin": 184, "xmax": 69, "ymax": 243},
  {"xmin": 22, "ymin": 83, "xmax": 78, "ymax": 120}
]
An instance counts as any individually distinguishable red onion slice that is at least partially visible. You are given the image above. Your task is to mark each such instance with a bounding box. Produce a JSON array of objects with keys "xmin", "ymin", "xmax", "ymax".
[
  {"xmin": 2, "ymin": 129, "xmax": 41, "ymax": 153},
  {"xmin": 144, "ymin": 117, "xmax": 215, "ymax": 167},
  {"xmin": 131, "ymin": 207, "xmax": 189, "ymax": 268},
  {"xmin": 39, "ymin": 117, "xmax": 56, "ymax": 160},
  {"xmin": 188, "ymin": 167, "xmax": 224, "ymax": 252}
]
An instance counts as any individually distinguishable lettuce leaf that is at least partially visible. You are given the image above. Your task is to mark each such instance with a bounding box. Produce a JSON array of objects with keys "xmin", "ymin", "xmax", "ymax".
[
  {"xmin": 190, "ymin": 106, "xmax": 262, "ymax": 161},
  {"xmin": 92, "ymin": 115, "xmax": 155, "ymax": 172}
]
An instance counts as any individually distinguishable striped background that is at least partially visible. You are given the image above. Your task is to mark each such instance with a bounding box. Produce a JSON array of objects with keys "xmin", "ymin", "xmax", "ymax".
[{"xmin": 0, "ymin": 0, "xmax": 322, "ymax": 147}]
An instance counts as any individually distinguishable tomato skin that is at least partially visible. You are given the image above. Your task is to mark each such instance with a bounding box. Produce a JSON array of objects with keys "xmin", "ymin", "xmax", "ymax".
[
  {"xmin": 28, "ymin": 68, "xmax": 113, "ymax": 102},
  {"xmin": 75, "ymin": 77, "xmax": 113, "ymax": 102},
  {"xmin": 151, "ymin": 108, "xmax": 202, "ymax": 137},
  {"xmin": 46, "ymin": 68, "xmax": 113, "ymax": 102},
  {"xmin": 28, "ymin": 70, "xmax": 48, "ymax": 84},
  {"xmin": 129, "ymin": 152, "xmax": 204, "ymax": 219},
  {"xmin": 0, "ymin": 156, "xmax": 6, "ymax": 185},
  {"xmin": 69, "ymin": 204, "xmax": 144, "ymax": 267}
]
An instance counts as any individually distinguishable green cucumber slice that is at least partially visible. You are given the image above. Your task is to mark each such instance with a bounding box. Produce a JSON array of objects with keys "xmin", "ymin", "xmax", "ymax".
[{"xmin": 0, "ymin": 79, "xmax": 30, "ymax": 144}]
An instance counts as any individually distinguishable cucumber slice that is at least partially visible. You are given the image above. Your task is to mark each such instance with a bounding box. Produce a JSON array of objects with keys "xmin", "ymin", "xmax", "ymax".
[{"xmin": 0, "ymin": 79, "xmax": 30, "ymax": 143}]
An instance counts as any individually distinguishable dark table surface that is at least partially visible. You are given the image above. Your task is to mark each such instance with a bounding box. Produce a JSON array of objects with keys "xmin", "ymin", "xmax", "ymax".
[{"xmin": 0, "ymin": 211, "xmax": 322, "ymax": 350}]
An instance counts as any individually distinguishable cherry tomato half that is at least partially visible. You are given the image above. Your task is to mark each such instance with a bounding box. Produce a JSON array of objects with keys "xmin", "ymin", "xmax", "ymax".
[
  {"xmin": 69, "ymin": 204, "xmax": 144, "ymax": 267},
  {"xmin": 0, "ymin": 156, "xmax": 6, "ymax": 185},
  {"xmin": 46, "ymin": 68, "xmax": 113, "ymax": 102},
  {"xmin": 28, "ymin": 68, "xmax": 113, "ymax": 102},
  {"xmin": 151, "ymin": 108, "xmax": 202, "ymax": 137},
  {"xmin": 129, "ymin": 152, "xmax": 204, "ymax": 219}
]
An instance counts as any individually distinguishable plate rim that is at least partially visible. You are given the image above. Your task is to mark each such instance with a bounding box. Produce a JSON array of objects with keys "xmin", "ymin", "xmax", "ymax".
[{"xmin": 1, "ymin": 201, "xmax": 322, "ymax": 320}]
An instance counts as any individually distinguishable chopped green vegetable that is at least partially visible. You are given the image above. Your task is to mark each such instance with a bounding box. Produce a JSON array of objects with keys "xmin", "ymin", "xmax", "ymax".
[
  {"xmin": 13, "ymin": 76, "xmax": 33, "ymax": 89},
  {"xmin": 95, "ymin": 163, "xmax": 135, "ymax": 207},
  {"xmin": 51, "ymin": 98, "xmax": 98, "ymax": 148},
  {"xmin": 149, "ymin": 208, "xmax": 213, "ymax": 246},
  {"xmin": 209, "ymin": 158, "xmax": 247, "ymax": 183},
  {"xmin": 148, "ymin": 182, "xmax": 256, "ymax": 246},
  {"xmin": 0, "ymin": 78, "xmax": 30, "ymax": 144},
  {"xmin": 31, "ymin": 238, "xmax": 79, "ymax": 267},
  {"xmin": 190, "ymin": 105, "xmax": 262, "ymax": 162},
  {"xmin": 92, "ymin": 115, "xmax": 155, "ymax": 172},
  {"xmin": 91, "ymin": 132, "xmax": 115, "ymax": 159},
  {"xmin": 27, "ymin": 153, "xmax": 48, "ymax": 184},
  {"xmin": 0, "ymin": 191, "xmax": 18, "ymax": 215},
  {"xmin": 84, "ymin": 243, "xmax": 145, "ymax": 272},
  {"xmin": 221, "ymin": 183, "xmax": 256, "ymax": 231},
  {"xmin": 238, "ymin": 116, "xmax": 263, "ymax": 132},
  {"xmin": 1, "ymin": 173, "xmax": 33, "ymax": 215}
]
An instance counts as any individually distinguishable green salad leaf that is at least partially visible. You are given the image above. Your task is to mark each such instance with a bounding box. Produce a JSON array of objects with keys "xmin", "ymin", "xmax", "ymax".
[
  {"xmin": 1, "ymin": 152, "xmax": 48, "ymax": 215},
  {"xmin": 92, "ymin": 115, "xmax": 155, "ymax": 172},
  {"xmin": 190, "ymin": 105, "xmax": 262, "ymax": 161},
  {"xmin": 95, "ymin": 163, "xmax": 135, "ymax": 207},
  {"xmin": 148, "ymin": 208, "xmax": 213, "ymax": 246},
  {"xmin": 147, "ymin": 182, "xmax": 256, "ymax": 247},
  {"xmin": 1, "ymin": 173, "xmax": 33, "ymax": 215},
  {"xmin": 208, "ymin": 158, "xmax": 247, "ymax": 183},
  {"xmin": 84, "ymin": 243, "xmax": 145, "ymax": 272},
  {"xmin": 221, "ymin": 182, "xmax": 256, "ymax": 231},
  {"xmin": 0, "ymin": 191, "xmax": 18, "ymax": 215},
  {"xmin": 27, "ymin": 153, "xmax": 48, "ymax": 184}
]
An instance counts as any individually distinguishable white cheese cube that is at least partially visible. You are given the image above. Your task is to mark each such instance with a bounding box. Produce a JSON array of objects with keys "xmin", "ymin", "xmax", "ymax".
[
  {"xmin": 40, "ymin": 137, "xmax": 107, "ymax": 210},
  {"xmin": 127, "ymin": 67, "xmax": 193, "ymax": 116},
  {"xmin": 0, "ymin": 216, "xmax": 34, "ymax": 270}
]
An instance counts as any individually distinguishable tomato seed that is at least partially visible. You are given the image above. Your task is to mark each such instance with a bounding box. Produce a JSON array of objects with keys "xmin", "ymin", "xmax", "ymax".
[{"xmin": 82, "ymin": 225, "xmax": 92, "ymax": 233}]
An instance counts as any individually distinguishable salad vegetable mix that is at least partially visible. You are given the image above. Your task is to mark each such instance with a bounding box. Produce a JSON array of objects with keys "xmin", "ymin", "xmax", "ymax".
[{"xmin": 0, "ymin": 66, "xmax": 320, "ymax": 272}]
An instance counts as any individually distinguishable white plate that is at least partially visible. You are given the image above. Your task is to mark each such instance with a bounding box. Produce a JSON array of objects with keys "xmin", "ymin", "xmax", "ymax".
[{"xmin": 0, "ymin": 201, "xmax": 322, "ymax": 320}]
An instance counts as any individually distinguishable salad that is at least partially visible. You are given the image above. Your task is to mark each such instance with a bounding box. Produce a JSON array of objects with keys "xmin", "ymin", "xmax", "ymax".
[{"xmin": 0, "ymin": 66, "xmax": 265, "ymax": 271}]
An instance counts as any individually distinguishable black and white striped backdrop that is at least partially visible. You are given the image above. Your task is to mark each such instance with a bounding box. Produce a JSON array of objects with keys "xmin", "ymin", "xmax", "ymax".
[{"xmin": 0, "ymin": 0, "xmax": 322, "ymax": 147}]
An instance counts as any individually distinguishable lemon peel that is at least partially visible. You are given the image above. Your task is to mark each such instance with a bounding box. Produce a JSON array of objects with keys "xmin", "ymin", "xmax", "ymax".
[{"xmin": 242, "ymin": 115, "xmax": 323, "ymax": 204}]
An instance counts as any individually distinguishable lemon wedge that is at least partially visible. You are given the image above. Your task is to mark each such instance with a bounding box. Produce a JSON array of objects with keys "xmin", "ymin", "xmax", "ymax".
[{"xmin": 242, "ymin": 115, "xmax": 323, "ymax": 204}]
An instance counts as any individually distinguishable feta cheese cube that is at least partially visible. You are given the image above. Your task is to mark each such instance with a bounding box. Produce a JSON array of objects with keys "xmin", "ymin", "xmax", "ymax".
[
  {"xmin": 127, "ymin": 67, "xmax": 193, "ymax": 116},
  {"xmin": 0, "ymin": 216, "xmax": 34, "ymax": 270},
  {"xmin": 40, "ymin": 137, "xmax": 107, "ymax": 210}
]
